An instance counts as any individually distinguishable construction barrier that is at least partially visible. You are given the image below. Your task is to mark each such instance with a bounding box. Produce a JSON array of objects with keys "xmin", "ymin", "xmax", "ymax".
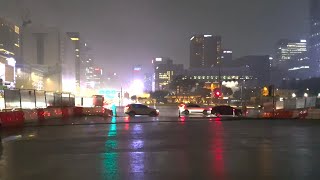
[
  {"xmin": 246, "ymin": 109, "xmax": 262, "ymax": 118},
  {"xmin": 305, "ymin": 109, "xmax": 320, "ymax": 119},
  {"xmin": 44, "ymin": 108, "xmax": 63, "ymax": 119},
  {"xmin": 37, "ymin": 109, "xmax": 45, "ymax": 121},
  {"xmin": 22, "ymin": 109, "xmax": 38, "ymax": 123},
  {"xmin": 74, "ymin": 107, "xmax": 83, "ymax": 116},
  {"xmin": 104, "ymin": 109, "xmax": 113, "ymax": 117},
  {"xmin": 82, "ymin": 107, "xmax": 105, "ymax": 116},
  {"xmin": 61, "ymin": 107, "xmax": 74, "ymax": 118},
  {"xmin": 0, "ymin": 107, "xmax": 112, "ymax": 128},
  {"xmin": 0, "ymin": 111, "xmax": 25, "ymax": 127}
]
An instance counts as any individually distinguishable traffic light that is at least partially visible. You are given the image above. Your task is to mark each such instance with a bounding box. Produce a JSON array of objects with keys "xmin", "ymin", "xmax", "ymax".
[
  {"xmin": 268, "ymin": 85, "xmax": 274, "ymax": 96},
  {"xmin": 213, "ymin": 88, "xmax": 222, "ymax": 98}
]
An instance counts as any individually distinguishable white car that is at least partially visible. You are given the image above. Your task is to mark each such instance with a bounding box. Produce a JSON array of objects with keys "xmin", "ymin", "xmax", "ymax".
[{"xmin": 179, "ymin": 103, "xmax": 211, "ymax": 115}]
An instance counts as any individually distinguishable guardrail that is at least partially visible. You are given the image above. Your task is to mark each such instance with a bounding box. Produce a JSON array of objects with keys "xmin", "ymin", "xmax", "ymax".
[{"xmin": 0, "ymin": 107, "xmax": 113, "ymax": 128}]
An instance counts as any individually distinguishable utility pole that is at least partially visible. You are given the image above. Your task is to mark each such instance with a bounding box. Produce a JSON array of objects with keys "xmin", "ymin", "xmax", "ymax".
[
  {"xmin": 272, "ymin": 85, "xmax": 275, "ymax": 118},
  {"xmin": 218, "ymin": 61, "xmax": 222, "ymax": 105}
]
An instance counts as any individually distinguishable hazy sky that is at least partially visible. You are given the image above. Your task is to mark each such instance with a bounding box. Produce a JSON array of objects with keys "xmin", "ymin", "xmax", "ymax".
[{"xmin": 0, "ymin": 0, "xmax": 310, "ymax": 79}]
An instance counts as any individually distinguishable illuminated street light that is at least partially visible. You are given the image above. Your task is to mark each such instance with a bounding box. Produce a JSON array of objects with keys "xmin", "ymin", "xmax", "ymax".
[
  {"xmin": 130, "ymin": 79, "xmax": 144, "ymax": 96},
  {"xmin": 304, "ymin": 93, "xmax": 308, "ymax": 98},
  {"xmin": 292, "ymin": 93, "xmax": 296, "ymax": 98},
  {"xmin": 318, "ymin": 93, "xmax": 320, "ymax": 98}
]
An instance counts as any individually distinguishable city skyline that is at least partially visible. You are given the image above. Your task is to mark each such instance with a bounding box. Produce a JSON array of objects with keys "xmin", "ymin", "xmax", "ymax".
[{"xmin": 0, "ymin": 0, "xmax": 309, "ymax": 78}]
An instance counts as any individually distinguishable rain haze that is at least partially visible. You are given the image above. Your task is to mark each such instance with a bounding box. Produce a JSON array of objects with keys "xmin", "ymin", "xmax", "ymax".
[{"xmin": 0, "ymin": 0, "xmax": 309, "ymax": 78}]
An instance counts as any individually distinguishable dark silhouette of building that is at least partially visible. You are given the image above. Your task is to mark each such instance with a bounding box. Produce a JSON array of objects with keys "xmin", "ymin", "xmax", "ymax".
[
  {"xmin": 190, "ymin": 35, "xmax": 222, "ymax": 68},
  {"xmin": 152, "ymin": 57, "xmax": 184, "ymax": 91},
  {"xmin": 66, "ymin": 32, "xmax": 81, "ymax": 88},
  {"xmin": 0, "ymin": 17, "xmax": 19, "ymax": 58},
  {"xmin": 221, "ymin": 49, "xmax": 233, "ymax": 65},
  {"xmin": 233, "ymin": 55, "xmax": 271, "ymax": 86},
  {"xmin": 310, "ymin": 0, "xmax": 320, "ymax": 76}
]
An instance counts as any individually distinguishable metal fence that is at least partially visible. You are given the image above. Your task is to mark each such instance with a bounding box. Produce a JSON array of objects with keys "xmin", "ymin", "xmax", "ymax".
[{"xmin": 2, "ymin": 89, "xmax": 75, "ymax": 109}]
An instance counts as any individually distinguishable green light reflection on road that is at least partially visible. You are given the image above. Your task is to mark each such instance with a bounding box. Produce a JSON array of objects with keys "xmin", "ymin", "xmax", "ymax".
[{"xmin": 102, "ymin": 116, "xmax": 119, "ymax": 179}]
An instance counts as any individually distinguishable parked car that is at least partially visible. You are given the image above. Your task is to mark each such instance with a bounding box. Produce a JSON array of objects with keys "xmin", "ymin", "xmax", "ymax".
[
  {"xmin": 211, "ymin": 105, "xmax": 242, "ymax": 117},
  {"xmin": 179, "ymin": 103, "xmax": 211, "ymax": 115},
  {"xmin": 124, "ymin": 104, "xmax": 159, "ymax": 117}
]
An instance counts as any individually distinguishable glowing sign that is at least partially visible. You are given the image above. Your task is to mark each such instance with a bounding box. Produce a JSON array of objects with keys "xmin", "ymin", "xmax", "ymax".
[{"xmin": 99, "ymin": 89, "xmax": 117, "ymax": 99}]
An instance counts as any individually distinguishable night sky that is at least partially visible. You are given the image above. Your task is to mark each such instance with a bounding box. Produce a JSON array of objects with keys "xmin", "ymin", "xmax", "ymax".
[{"xmin": 0, "ymin": 0, "xmax": 309, "ymax": 79}]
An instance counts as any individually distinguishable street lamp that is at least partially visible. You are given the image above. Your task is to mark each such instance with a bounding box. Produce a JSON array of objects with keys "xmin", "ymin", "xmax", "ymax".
[
  {"xmin": 304, "ymin": 93, "xmax": 308, "ymax": 98},
  {"xmin": 292, "ymin": 93, "xmax": 296, "ymax": 98}
]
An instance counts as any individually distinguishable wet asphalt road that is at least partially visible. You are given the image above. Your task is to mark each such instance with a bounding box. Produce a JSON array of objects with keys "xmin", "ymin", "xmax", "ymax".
[{"xmin": 2, "ymin": 112, "xmax": 320, "ymax": 179}]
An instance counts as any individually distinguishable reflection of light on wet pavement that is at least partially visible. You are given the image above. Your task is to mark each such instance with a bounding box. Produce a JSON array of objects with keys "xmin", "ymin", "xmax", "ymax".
[
  {"xmin": 124, "ymin": 117, "xmax": 130, "ymax": 131},
  {"xmin": 129, "ymin": 152, "xmax": 145, "ymax": 173},
  {"xmin": 133, "ymin": 124, "xmax": 143, "ymax": 134},
  {"xmin": 180, "ymin": 116, "xmax": 186, "ymax": 123},
  {"xmin": 212, "ymin": 121, "xmax": 225, "ymax": 178},
  {"xmin": 102, "ymin": 116, "xmax": 119, "ymax": 179},
  {"xmin": 130, "ymin": 124, "xmax": 145, "ymax": 174},
  {"xmin": 131, "ymin": 140, "xmax": 144, "ymax": 150},
  {"xmin": 108, "ymin": 117, "xmax": 117, "ymax": 137},
  {"xmin": 291, "ymin": 127, "xmax": 312, "ymax": 178},
  {"xmin": 259, "ymin": 143, "xmax": 273, "ymax": 176}
]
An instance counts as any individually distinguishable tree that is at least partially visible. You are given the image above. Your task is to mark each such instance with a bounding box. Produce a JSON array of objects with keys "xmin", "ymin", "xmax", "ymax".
[
  {"xmin": 131, "ymin": 95, "xmax": 137, "ymax": 101},
  {"xmin": 150, "ymin": 90, "xmax": 169, "ymax": 103},
  {"xmin": 221, "ymin": 86, "xmax": 233, "ymax": 97},
  {"xmin": 196, "ymin": 88, "xmax": 211, "ymax": 98}
]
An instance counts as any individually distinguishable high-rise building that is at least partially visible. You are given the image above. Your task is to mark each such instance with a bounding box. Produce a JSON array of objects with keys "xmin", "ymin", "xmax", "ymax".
[
  {"xmin": 18, "ymin": 25, "xmax": 79, "ymax": 92},
  {"xmin": 144, "ymin": 73, "xmax": 153, "ymax": 92},
  {"xmin": 221, "ymin": 49, "xmax": 233, "ymax": 64},
  {"xmin": 190, "ymin": 35, "xmax": 222, "ymax": 68},
  {"xmin": 0, "ymin": 17, "xmax": 18, "ymax": 88},
  {"xmin": 274, "ymin": 39, "xmax": 307, "ymax": 67},
  {"xmin": 132, "ymin": 65, "xmax": 143, "ymax": 81},
  {"xmin": 233, "ymin": 55, "xmax": 271, "ymax": 86},
  {"xmin": 85, "ymin": 67, "xmax": 102, "ymax": 89},
  {"xmin": 21, "ymin": 25, "xmax": 62, "ymax": 91},
  {"xmin": 310, "ymin": 0, "xmax": 320, "ymax": 76},
  {"xmin": 66, "ymin": 32, "xmax": 81, "ymax": 89},
  {"xmin": 80, "ymin": 42, "xmax": 94, "ymax": 89},
  {"xmin": 152, "ymin": 57, "xmax": 184, "ymax": 91},
  {"xmin": 0, "ymin": 17, "xmax": 20, "ymax": 58}
]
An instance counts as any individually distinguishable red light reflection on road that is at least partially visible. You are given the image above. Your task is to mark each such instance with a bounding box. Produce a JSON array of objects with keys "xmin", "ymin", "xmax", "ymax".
[
  {"xmin": 180, "ymin": 116, "xmax": 186, "ymax": 123},
  {"xmin": 124, "ymin": 117, "xmax": 130, "ymax": 131},
  {"xmin": 212, "ymin": 121, "xmax": 225, "ymax": 178}
]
